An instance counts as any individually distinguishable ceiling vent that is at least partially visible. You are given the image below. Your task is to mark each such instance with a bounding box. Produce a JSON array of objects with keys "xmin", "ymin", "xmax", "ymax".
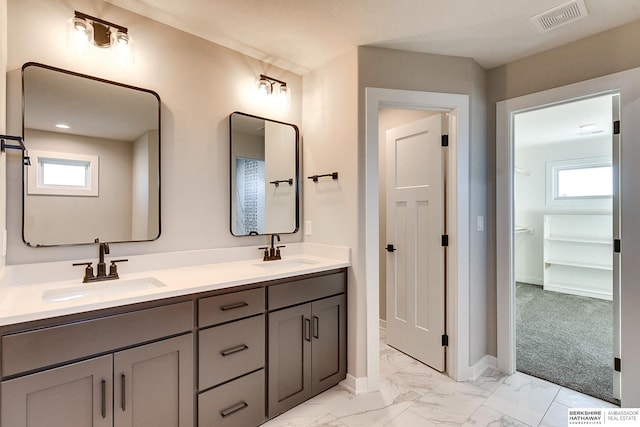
[{"xmin": 531, "ymin": 0, "xmax": 588, "ymax": 33}]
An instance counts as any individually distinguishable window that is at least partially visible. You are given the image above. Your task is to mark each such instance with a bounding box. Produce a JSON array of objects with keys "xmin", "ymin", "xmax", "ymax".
[
  {"xmin": 556, "ymin": 165, "xmax": 612, "ymax": 198},
  {"xmin": 28, "ymin": 150, "xmax": 99, "ymax": 196},
  {"xmin": 545, "ymin": 156, "xmax": 612, "ymax": 207}
]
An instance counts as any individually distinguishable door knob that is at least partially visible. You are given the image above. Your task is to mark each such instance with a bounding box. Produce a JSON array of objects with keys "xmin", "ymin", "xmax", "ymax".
[{"xmin": 385, "ymin": 244, "xmax": 397, "ymax": 252}]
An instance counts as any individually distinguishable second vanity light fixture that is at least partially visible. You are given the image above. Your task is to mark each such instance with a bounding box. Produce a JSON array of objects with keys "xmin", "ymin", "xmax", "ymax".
[
  {"xmin": 70, "ymin": 11, "xmax": 132, "ymax": 62},
  {"xmin": 257, "ymin": 74, "xmax": 290, "ymax": 107}
]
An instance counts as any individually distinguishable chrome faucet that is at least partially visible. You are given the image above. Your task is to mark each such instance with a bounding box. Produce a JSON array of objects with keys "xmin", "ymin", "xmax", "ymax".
[
  {"xmin": 259, "ymin": 233, "xmax": 285, "ymax": 261},
  {"xmin": 73, "ymin": 238, "xmax": 128, "ymax": 283}
]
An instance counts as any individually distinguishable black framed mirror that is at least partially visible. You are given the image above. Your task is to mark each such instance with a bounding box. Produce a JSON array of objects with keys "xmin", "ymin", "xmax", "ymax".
[
  {"xmin": 230, "ymin": 112, "xmax": 299, "ymax": 236},
  {"xmin": 22, "ymin": 62, "xmax": 161, "ymax": 247}
]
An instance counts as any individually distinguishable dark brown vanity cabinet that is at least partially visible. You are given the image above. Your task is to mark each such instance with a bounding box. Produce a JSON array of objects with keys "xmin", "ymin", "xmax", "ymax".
[
  {"xmin": 0, "ymin": 267, "xmax": 348, "ymax": 427},
  {"xmin": 0, "ymin": 302, "xmax": 194, "ymax": 427},
  {"xmin": 197, "ymin": 288, "xmax": 266, "ymax": 427},
  {"xmin": 267, "ymin": 271, "xmax": 347, "ymax": 418}
]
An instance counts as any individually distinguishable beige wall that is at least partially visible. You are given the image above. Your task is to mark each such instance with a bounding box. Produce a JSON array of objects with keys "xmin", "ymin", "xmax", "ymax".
[
  {"xmin": 302, "ymin": 50, "xmax": 360, "ymax": 375},
  {"xmin": 5, "ymin": 0, "xmax": 302, "ymax": 264}
]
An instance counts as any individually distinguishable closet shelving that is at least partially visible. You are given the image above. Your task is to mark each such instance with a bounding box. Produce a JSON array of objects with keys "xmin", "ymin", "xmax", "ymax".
[{"xmin": 543, "ymin": 214, "xmax": 612, "ymax": 300}]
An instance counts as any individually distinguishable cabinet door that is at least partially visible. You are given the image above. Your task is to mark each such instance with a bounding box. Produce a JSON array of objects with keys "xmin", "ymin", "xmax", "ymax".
[
  {"xmin": 1, "ymin": 355, "xmax": 112, "ymax": 427},
  {"xmin": 113, "ymin": 334, "xmax": 193, "ymax": 427},
  {"xmin": 268, "ymin": 303, "xmax": 312, "ymax": 418},
  {"xmin": 311, "ymin": 294, "xmax": 347, "ymax": 395}
]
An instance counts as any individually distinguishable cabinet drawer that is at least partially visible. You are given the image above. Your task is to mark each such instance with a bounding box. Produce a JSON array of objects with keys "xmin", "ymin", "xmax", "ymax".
[
  {"xmin": 268, "ymin": 270, "xmax": 346, "ymax": 310},
  {"xmin": 199, "ymin": 315, "xmax": 265, "ymax": 389},
  {"xmin": 198, "ymin": 369, "xmax": 265, "ymax": 427},
  {"xmin": 199, "ymin": 288, "xmax": 264, "ymax": 327},
  {"xmin": 2, "ymin": 301, "xmax": 193, "ymax": 378}
]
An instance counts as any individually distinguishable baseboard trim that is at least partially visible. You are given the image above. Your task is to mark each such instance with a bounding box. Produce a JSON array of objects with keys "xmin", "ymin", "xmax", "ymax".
[
  {"xmin": 379, "ymin": 319, "xmax": 387, "ymax": 329},
  {"xmin": 470, "ymin": 354, "xmax": 497, "ymax": 380},
  {"xmin": 515, "ymin": 275, "xmax": 542, "ymax": 286},
  {"xmin": 340, "ymin": 374, "xmax": 370, "ymax": 394}
]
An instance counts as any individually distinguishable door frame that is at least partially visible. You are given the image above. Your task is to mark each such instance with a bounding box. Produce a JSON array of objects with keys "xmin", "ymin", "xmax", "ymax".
[
  {"xmin": 496, "ymin": 72, "xmax": 637, "ymax": 401},
  {"xmin": 365, "ymin": 88, "xmax": 471, "ymax": 388}
]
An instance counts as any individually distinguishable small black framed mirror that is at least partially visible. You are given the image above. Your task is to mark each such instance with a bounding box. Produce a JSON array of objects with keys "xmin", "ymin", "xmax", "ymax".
[{"xmin": 229, "ymin": 112, "xmax": 299, "ymax": 236}]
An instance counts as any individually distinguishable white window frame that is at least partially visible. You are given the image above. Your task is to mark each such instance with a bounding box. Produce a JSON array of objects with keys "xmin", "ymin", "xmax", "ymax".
[
  {"xmin": 545, "ymin": 155, "xmax": 612, "ymax": 208},
  {"xmin": 27, "ymin": 150, "xmax": 99, "ymax": 196}
]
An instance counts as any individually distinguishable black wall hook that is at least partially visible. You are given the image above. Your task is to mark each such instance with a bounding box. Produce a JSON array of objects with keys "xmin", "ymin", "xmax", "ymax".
[{"xmin": 307, "ymin": 172, "xmax": 338, "ymax": 182}]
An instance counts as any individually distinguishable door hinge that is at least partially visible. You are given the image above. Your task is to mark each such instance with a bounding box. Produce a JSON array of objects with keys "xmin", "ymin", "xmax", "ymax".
[
  {"xmin": 614, "ymin": 239, "xmax": 621, "ymax": 253},
  {"xmin": 441, "ymin": 235, "xmax": 449, "ymax": 247},
  {"xmin": 613, "ymin": 120, "xmax": 621, "ymax": 135},
  {"xmin": 441, "ymin": 134, "xmax": 449, "ymax": 147},
  {"xmin": 615, "ymin": 357, "xmax": 621, "ymax": 372},
  {"xmin": 441, "ymin": 334, "xmax": 449, "ymax": 346}
]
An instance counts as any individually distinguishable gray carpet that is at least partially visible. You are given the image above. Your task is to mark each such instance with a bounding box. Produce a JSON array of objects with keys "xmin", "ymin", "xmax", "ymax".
[{"xmin": 516, "ymin": 282, "xmax": 618, "ymax": 404}]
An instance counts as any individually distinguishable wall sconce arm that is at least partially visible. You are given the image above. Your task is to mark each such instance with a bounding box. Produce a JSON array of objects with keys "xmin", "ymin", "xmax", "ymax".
[{"xmin": 0, "ymin": 135, "xmax": 31, "ymax": 166}]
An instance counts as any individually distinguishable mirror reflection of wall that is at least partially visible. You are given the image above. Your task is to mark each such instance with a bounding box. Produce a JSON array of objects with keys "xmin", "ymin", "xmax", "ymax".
[
  {"xmin": 22, "ymin": 63, "xmax": 161, "ymax": 247},
  {"xmin": 230, "ymin": 112, "xmax": 298, "ymax": 236}
]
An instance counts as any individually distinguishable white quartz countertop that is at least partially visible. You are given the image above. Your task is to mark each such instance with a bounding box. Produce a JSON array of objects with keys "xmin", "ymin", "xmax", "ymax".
[{"xmin": 0, "ymin": 243, "xmax": 350, "ymax": 326}]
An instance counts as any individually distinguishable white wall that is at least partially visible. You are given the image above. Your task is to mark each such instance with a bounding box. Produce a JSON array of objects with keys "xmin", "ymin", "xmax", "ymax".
[
  {"xmin": 1, "ymin": 0, "xmax": 7, "ymax": 268},
  {"xmin": 264, "ymin": 121, "xmax": 296, "ymax": 232},
  {"xmin": 5, "ymin": 0, "xmax": 302, "ymax": 264},
  {"xmin": 23, "ymin": 129, "xmax": 133, "ymax": 245},
  {"xmin": 131, "ymin": 129, "xmax": 159, "ymax": 240},
  {"xmin": 515, "ymin": 136, "xmax": 611, "ymax": 285},
  {"xmin": 302, "ymin": 50, "xmax": 360, "ymax": 379}
]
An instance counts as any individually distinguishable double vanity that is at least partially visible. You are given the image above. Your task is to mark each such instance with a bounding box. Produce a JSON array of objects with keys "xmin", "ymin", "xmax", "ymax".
[
  {"xmin": 0, "ymin": 245, "xmax": 349, "ymax": 427},
  {"xmin": 1, "ymin": 58, "xmax": 332, "ymax": 427}
]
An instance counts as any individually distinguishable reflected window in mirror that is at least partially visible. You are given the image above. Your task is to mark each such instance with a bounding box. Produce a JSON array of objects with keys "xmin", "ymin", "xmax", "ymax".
[
  {"xmin": 22, "ymin": 62, "xmax": 161, "ymax": 247},
  {"xmin": 230, "ymin": 112, "xmax": 299, "ymax": 236}
]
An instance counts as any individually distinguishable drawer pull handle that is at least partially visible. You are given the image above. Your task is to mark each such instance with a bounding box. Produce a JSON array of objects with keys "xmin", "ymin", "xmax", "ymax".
[
  {"xmin": 220, "ymin": 344, "xmax": 249, "ymax": 357},
  {"xmin": 220, "ymin": 301, "xmax": 249, "ymax": 311},
  {"xmin": 121, "ymin": 374, "xmax": 126, "ymax": 411},
  {"xmin": 101, "ymin": 379, "xmax": 106, "ymax": 418},
  {"xmin": 220, "ymin": 401, "xmax": 249, "ymax": 418},
  {"xmin": 305, "ymin": 317, "xmax": 311, "ymax": 342},
  {"xmin": 313, "ymin": 316, "xmax": 319, "ymax": 339}
]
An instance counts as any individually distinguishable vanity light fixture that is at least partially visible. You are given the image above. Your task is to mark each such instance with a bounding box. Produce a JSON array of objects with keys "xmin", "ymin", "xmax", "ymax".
[
  {"xmin": 70, "ymin": 11, "xmax": 132, "ymax": 62},
  {"xmin": 257, "ymin": 74, "xmax": 290, "ymax": 107}
]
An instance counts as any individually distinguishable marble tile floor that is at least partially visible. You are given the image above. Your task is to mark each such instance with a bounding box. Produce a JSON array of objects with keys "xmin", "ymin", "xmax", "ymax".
[{"xmin": 262, "ymin": 329, "xmax": 617, "ymax": 427}]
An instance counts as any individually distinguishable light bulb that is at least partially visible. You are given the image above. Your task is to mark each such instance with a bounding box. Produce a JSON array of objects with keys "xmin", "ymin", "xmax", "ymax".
[
  {"xmin": 257, "ymin": 78, "xmax": 271, "ymax": 97},
  {"xmin": 278, "ymin": 84, "xmax": 290, "ymax": 109},
  {"xmin": 70, "ymin": 17, "xmax": 92, "ymax": 53},
  {"xmin": 111, "ymin": 30, "xmax": 133, "ymax": 65}
]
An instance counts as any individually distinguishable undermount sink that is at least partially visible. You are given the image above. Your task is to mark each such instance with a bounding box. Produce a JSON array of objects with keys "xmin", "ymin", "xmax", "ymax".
[
  {"xmin": 255, "ymin": 258, "xmax": 320, "ymax": 270},
  {"xmin": 43, "ymin": 277, "xmax": 167, "ymax": 303}
]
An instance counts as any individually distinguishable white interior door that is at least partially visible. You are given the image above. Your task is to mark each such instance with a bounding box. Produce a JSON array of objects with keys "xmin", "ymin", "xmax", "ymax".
[{"xmin": 386, "ymin": 114, "xmax": 446, "ymax": 371}]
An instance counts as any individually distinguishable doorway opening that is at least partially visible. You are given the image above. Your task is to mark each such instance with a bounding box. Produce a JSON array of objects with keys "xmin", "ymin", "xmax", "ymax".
[
  {"xmin": 513, "ymin": 94, "xmax": 618, "ymax": 404},
  {"xmin": 379, "ymin": 109, "xmax": 447, "ymax": 373},
  {"xmin": 364, "ymin": 88, "xmax": 472, "ymax": 392}
]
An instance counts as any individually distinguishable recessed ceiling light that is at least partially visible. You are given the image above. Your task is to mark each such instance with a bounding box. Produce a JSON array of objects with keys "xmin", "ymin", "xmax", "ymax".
[
  {"xmin": 55, "ymin": 124, "xmax": 70, "ymax": 129},
  {"xmin": 579, "ymin": 123, "xmax": 596, "ymax": 131},
  {"xmin": 577, "ymin": 123, "xmax": 604, "ymax": 135}
]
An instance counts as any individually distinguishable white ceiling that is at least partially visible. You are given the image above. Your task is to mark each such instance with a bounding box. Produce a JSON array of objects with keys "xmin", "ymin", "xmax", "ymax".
[
  {"xmin": 514, "ymin": 94, "xmax": 614, "ymax": 147},
  {"xmin": 104, "ymin": 0, "xmax": 640, "ymax": 74}
]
